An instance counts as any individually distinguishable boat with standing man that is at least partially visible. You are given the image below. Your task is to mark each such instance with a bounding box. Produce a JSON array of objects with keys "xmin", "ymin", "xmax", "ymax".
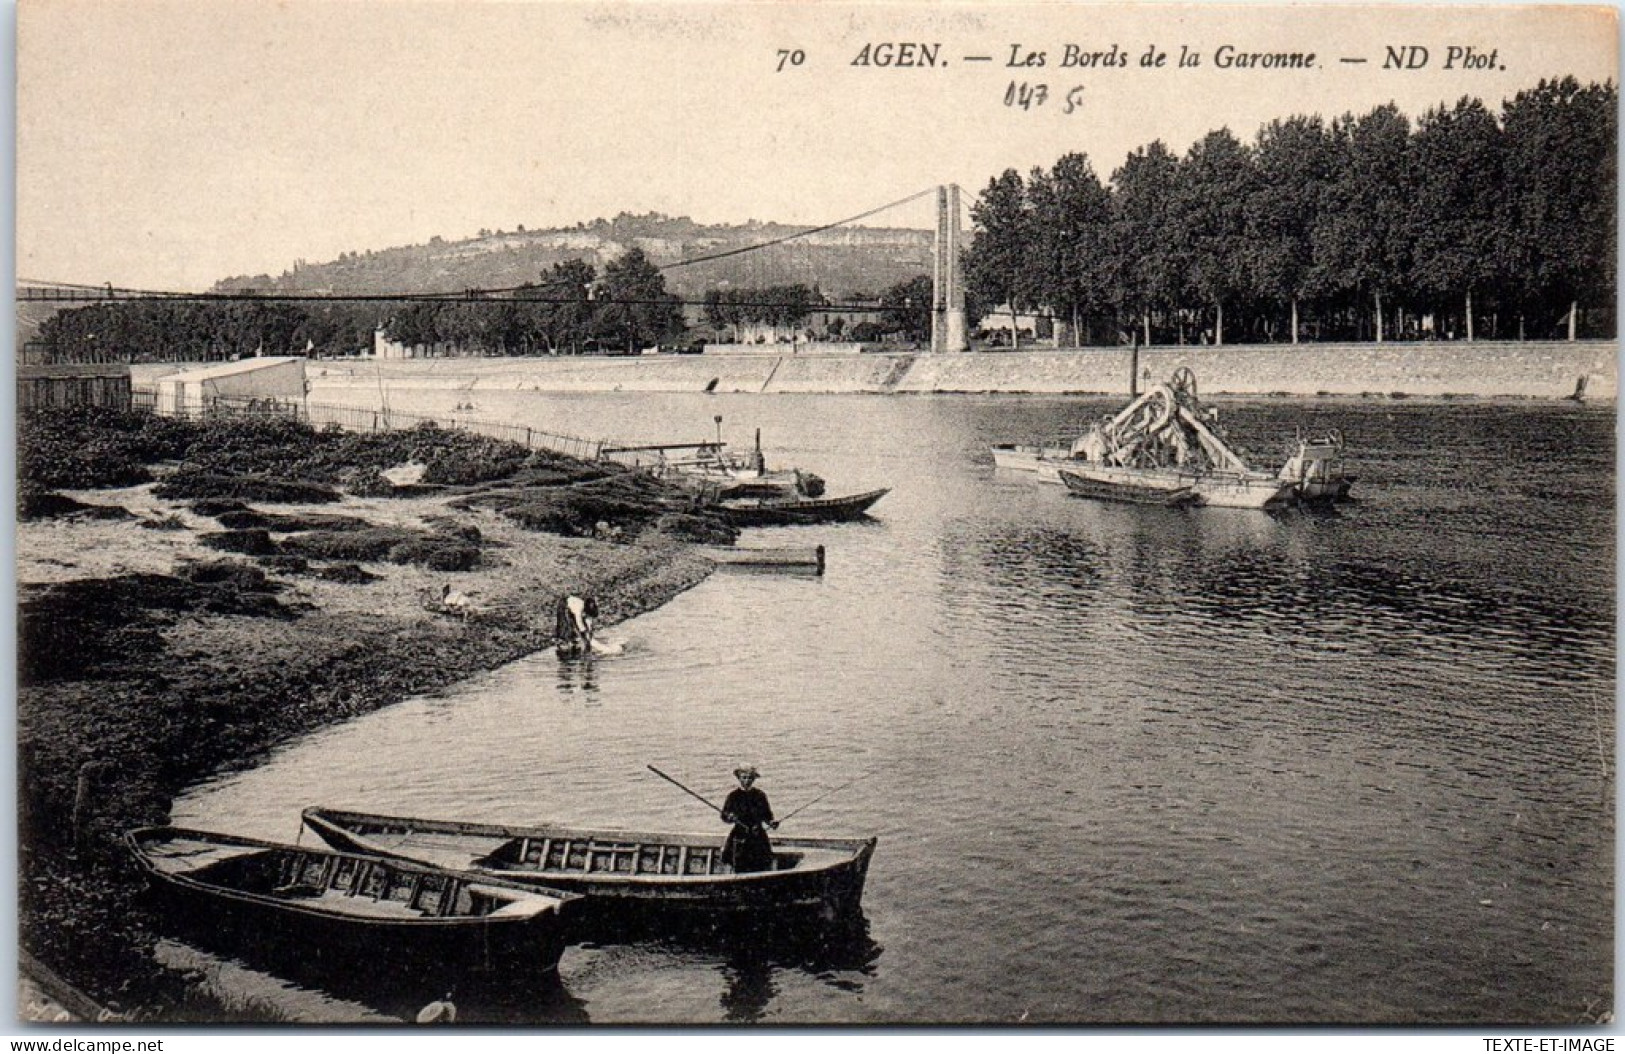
[{"xmin": 302, "ymin": 806, "xmax": 878, "ymax": 922}]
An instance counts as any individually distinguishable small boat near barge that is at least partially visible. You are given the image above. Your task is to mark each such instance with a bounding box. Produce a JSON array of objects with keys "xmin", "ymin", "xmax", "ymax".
[
  {"xmin": 1057, "ymin": 468, "xmax": 1199, "ymax": 507},
  {"xmin": 990, "ymin": 440, "xmax": 1076, "ymax": 483},
  {"xmin": 1278, "ymin": 432, "xmax": 1356, "ymax": 503},
  {"xmin": 303, "ymin": 807, "xmax": 878, "ymax": 921},
  {"xmin": 128, "ymin": 827, "xmax": 580, "ymax": 977}
]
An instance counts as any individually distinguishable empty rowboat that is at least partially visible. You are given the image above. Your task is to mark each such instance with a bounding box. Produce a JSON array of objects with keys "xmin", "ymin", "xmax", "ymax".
[
  {"xmin": 302, "ymin": 807, "xmax": 877, "ymax": 921},
  {"xmin": 127, "ymin": 827, "xmax": 580, "ymax": 978}
]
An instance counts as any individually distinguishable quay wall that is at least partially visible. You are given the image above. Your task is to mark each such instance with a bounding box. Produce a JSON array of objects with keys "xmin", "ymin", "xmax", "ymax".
[
  {"xmin": 293, "ymin": 339, "xmax": 1616, "ymax": 400},
  {"xmin": 895, "ymin": 341, "xmax": 1618, "ymax": 398}
]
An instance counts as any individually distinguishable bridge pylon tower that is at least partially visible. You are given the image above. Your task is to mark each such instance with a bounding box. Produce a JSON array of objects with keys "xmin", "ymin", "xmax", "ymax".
[{"xmin": 931, "ymin": 184, "xmax": 970, "ymax": 353}]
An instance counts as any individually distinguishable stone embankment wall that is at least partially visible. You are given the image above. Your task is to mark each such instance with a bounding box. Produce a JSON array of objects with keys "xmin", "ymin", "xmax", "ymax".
[{"xmin": 303, "ymin": 340, "xmax": 1616, "ymax": 400}]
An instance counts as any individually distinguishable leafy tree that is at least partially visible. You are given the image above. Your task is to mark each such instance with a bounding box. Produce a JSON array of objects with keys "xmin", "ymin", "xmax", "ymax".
[
  {"xmin": 1500, "ymin": 77, "xmax": 1617, "ymax": 339},
  {"xmin": 702, "ymin": 289, "xmax": 744, "ymax": 338},
  {"xmin": 386, "ymin": 301, "xmax": 443, "ymax": 349},
  {"xmin": 1312, "ymin": 105, "xmax": 1413, "ymax": 341},
  {"xmin": 534, "ymin": 258, "xmax": 597, "ymax": 354},
  {"xmin": 1171, "ymin": 129, "xmax": 1256, "ymax": 345},
  {"xmin": 1247, "ymin": 116, "xmax": 1335, "ymax": 342},
  {"xmin": 879, "ymin": 275, "xmax": 933, "ymax": 341},
  {"xmin": 965, "ymin": 169, "xmax": 1039, "ymax": 346},
  {"xmin": 1405, "ymin": 97, "xmax": 1506, "ymax": 340},
  {"xmin": 758, "ymin": 284, "xmax": 818, "ymax": 329},
  {"xmin": 1107, "ymin": 141, "xmax": 1182, "ymax": 344},
  {"xmin": 1028, "ymin": 153, "xmax": 1112, "ymax": 345},
  {"xmin": 595, "ymin": 248, "xmax": 682, "ymax": 352}
]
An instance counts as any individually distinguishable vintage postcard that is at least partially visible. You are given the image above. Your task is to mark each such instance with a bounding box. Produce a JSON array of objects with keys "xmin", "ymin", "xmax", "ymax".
[{"xmin": 13, "ymin": 0, "xmax": 1618, "ymax": 1032}]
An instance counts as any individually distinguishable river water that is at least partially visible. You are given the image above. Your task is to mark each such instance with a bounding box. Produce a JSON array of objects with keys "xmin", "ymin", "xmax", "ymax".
[{"xmin": 173, "ymin": 390, "xmax": 1615, "ymax": 1025}]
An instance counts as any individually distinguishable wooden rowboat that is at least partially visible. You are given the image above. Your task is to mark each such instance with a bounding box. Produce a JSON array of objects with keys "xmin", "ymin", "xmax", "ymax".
[
  {"xmin": 303, "ymin": 807, "xmax": 877, "ymax": 921},
  {"xmin": 989, "ymin": 441, "xmax": 1079, "ymax": 483},
  {"xmin": 1057, "ymin": 467, "xmax": 1201, "ymax": 507},
  {"xmin": 127, "ymin": 827, "xmax": 580, "ymax": 978},
  {"xmin": 717, "ymin": 487, "xmax": 889, "ymax": 527}
]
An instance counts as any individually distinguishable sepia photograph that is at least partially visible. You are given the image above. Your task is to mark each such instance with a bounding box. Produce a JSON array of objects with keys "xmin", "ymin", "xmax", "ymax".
[{"xmin": 12, "ymin": 0, "xmax": 1619, "ymax": 1031}]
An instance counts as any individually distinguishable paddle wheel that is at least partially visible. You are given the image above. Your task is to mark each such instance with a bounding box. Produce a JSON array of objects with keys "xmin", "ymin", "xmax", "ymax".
[{"xmin": 1072, "ymin": 367, "xmax": 1257, "ymax": 475}]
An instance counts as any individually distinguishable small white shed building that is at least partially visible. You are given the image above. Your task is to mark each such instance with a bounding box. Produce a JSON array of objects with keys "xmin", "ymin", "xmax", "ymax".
[{"xmin": 154, "ymin": 357, "xmax": 307, "ymax": 417}]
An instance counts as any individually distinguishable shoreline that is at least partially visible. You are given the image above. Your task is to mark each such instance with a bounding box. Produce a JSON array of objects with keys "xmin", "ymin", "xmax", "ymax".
[{"xmin": 18, "ymin": 437, "xmax": 718, "ymax": 1021}]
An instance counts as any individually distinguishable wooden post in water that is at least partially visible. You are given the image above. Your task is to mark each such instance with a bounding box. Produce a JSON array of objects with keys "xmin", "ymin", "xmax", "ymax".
[{"xmin": 1129, "ymin": 332, "xmax": 1141, "ymax": 398}]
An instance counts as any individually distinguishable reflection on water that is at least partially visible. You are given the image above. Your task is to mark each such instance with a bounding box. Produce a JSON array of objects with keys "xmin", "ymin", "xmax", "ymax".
[
  {"xmin": 555, "ymin": 653, "xmax": 602, "ymax": 697},
  {"xmin": 574, "ymin": 912, "xmax": 882, "ymax": 1024},
  {"xmin": 145, "ymin": 899, "xmax": 588, "ymax": 1024},
  {"xmin": 175, "ymin": 395, "xmax": 1614, "ymax": 1025}
]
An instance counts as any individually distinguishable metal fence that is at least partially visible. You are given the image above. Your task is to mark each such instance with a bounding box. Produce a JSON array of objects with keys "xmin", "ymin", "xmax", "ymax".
[{"xmin": 196, "ymin": 395, "xmax": 608, "ymax": 460}]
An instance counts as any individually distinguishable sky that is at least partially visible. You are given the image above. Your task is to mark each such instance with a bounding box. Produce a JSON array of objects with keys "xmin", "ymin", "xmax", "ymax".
[{"xmin": 15, "ymin": 0, "xmax": 1619, "ymax": 291}]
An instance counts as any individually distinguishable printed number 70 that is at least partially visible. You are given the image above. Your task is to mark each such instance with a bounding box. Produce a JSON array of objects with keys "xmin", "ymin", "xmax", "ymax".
[{"xmin": 776, "ymin": 49, "xmax": 805, "ymax": 71}]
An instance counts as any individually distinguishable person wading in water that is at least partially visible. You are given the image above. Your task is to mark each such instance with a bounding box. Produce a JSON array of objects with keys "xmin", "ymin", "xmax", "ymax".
[
  {"xmin": 554, "ymin": 593, "xmax": 598, "ymax": 657},
  {"xmin": 720, "ymin": 766, "xmax": 777, "ymax": 873}
]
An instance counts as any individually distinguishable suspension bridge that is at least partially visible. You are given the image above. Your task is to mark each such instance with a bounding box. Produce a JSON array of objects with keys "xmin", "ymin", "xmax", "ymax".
[{"xmin": 19, "ymin": 185, "xmax": 971, "ymax": 353}]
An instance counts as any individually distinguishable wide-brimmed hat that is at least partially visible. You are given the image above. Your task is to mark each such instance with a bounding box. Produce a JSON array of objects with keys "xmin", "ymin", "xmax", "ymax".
[{"xmin": 733, "ymin": 765, "xmax": 760, "ymax": 780}]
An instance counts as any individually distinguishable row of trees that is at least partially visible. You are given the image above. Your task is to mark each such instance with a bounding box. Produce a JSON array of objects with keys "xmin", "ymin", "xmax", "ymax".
[
  {"xmin": 387, "ymin": 251, "xmax": 683, "ymax": 355},
  {"xmin": 964, "ymin": 77, "xmax": 1616, "ymax": 346},
  {"xmin": 38, "ymin": 257, "xmax": 949, "ymax": 362},
  {"xmin": 699, "ymin": 278, "xmax": 970, "ymax": 344},
  {"xmin": 701, "ymin": 285, "xmax": 823, "ymax": 336},
  {"xmin": 38, "ymin": 250, "xmax": 688, "ymax": 362}
]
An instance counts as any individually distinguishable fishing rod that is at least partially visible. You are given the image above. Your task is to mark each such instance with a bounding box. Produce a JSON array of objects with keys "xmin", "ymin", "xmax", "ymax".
[
  {"xmin": 778, "ymin": 769, "xmax": 877, "ymax": 824},
  {"xmin": 647, "ymin": 764, "xmax": 724, "ymax": 814}
]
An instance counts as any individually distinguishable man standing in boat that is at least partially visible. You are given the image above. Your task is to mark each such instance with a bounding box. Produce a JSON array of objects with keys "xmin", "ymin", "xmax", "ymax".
[{"xmin": 720, "ymin": 766, "xmax": 777, "ymax": 873}]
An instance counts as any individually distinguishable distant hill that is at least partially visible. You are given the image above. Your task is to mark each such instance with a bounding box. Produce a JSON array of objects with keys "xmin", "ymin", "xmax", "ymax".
[
  {"xmin": 212, "ymin": 213, "xmax": 935, "ymax": 302},
  {"xmin": 16, "ymin": 300, "xmax": 64, "ymax": 350}
]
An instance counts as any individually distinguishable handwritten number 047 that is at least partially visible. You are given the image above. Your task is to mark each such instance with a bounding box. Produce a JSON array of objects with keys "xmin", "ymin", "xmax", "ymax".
[{"xmin": 776, "ymin": 49, "xmax": 805, "ymax": 71}]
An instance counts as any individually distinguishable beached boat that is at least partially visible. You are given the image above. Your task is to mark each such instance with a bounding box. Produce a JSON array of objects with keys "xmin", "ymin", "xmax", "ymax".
[
  {"xmin": 600, "ymin": 431, "xmax": 825, "ymax": 502},
  {"xmin": 127, "ymin": 827, "xmax": 579, "ymax": 977},
  {"xmin": 718, "ymin": 487, "xmax": 890, "ymax": 526},
  {"xmin": 302, "ymin": 807, "xmax": 878, "ymax": 920},
  {"xmin": 1278, "ymin": 432, "xmax": 1357, "ymax": 503},
  {"xmin": 999, "ymin": 368, "xmax": 1297, "ymax": 509},
  {"xmin": 599, "ymin": 428, "xmax": 887, "ymax": 524}
]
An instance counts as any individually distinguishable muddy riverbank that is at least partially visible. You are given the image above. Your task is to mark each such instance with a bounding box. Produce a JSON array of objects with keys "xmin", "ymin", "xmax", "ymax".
[{"xmin": 17, "ymin": 410, "xmax": 722, "ymax": 1021}]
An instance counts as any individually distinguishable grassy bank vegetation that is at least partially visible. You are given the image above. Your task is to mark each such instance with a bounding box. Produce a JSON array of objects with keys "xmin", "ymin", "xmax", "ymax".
[{"xmin": 17, "ymin": 408, "xmax": 730, "ymax": 1020}]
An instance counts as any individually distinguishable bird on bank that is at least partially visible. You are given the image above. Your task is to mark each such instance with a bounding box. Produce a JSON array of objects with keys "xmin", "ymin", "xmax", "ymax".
[{"xmin": 438, "ymin": 583, "xmax": 478, "ymax": 620}]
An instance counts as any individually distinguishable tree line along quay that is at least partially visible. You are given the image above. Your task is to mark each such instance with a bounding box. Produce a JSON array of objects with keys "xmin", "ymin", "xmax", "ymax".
[{"xmin": 966, "ymin": 76, "xmax": 1613, "ymax": 348}]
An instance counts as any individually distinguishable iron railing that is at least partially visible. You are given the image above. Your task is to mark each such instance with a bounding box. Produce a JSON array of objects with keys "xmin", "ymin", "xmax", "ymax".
[{"xmin": 192, "ymin": 395, "xmax": 607, "ymax": 460}]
